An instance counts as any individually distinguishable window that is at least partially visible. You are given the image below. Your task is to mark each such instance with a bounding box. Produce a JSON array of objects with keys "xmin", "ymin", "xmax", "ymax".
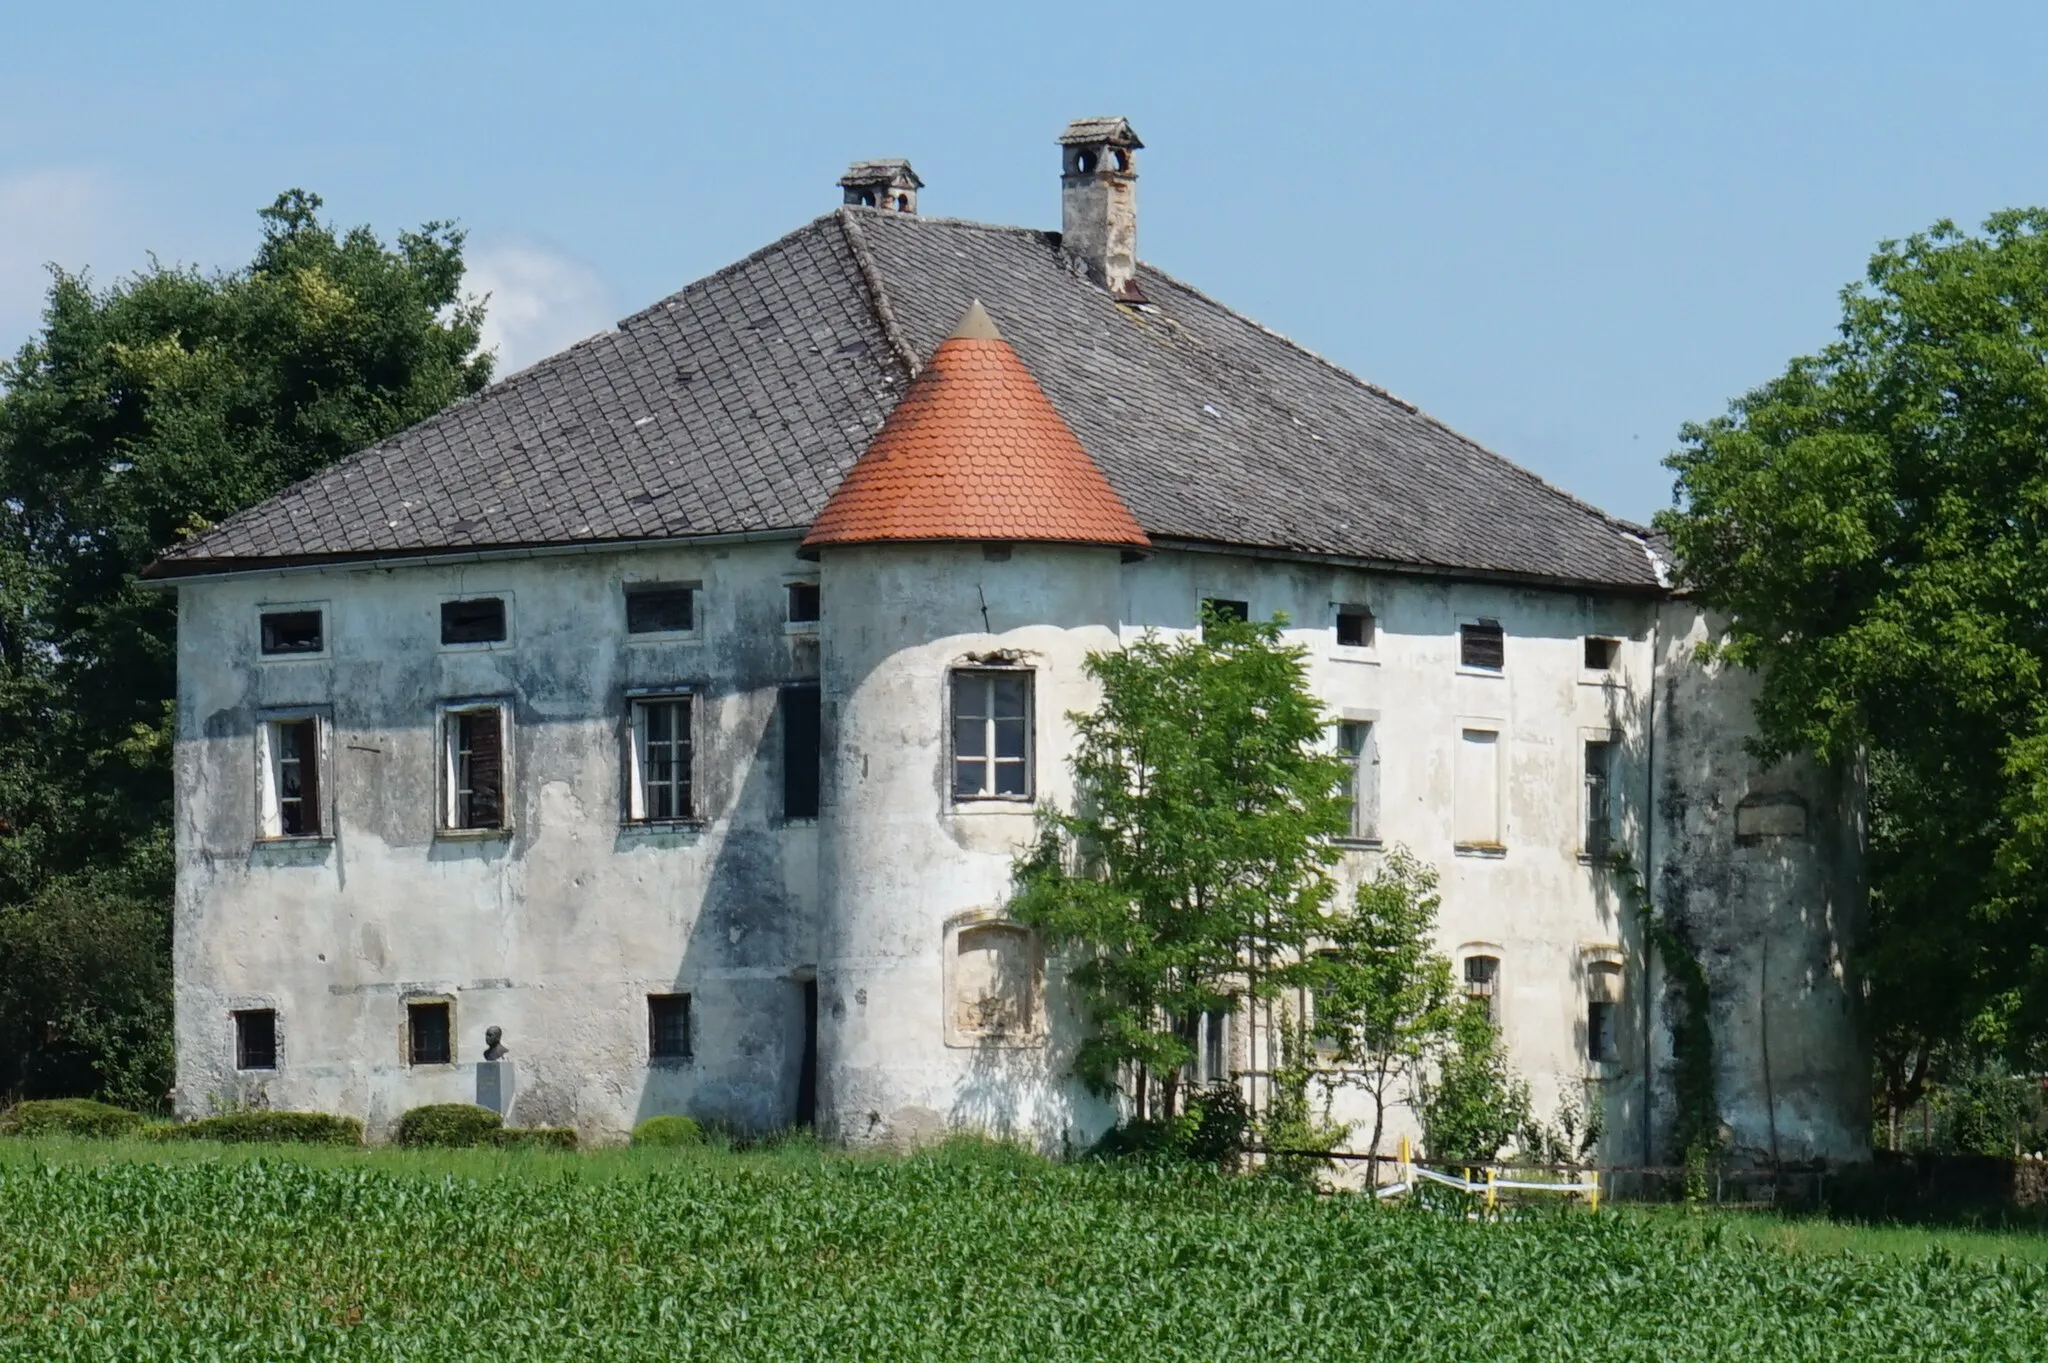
[
  {"xmin": 1464, "ymin": 955, "xmax": 1500, "ymax": 1023},
  {"xmin": 1335, "ymin": 605, "xmax": 1375, "ymax": 650},
  {"xmin": 441, "ymin": 597, "xmax": 507, "ymax": 645},
  {"xmin": 1337, "ymin": 720, "xmax": 1380, "ymax": 841},
  {"xmin": 629, "ymin": 697, "xmax": 694, "ymax": 821},
  {"xmin": 443, "ymin": 705, "xmax": 507, "ymax": 830},
  {"xmin": 648, "ymin": 993, "xmax": 692, "ymax": 1061},
  {"xmin": 786, "ymin": 581, "xmax": 820, "ymax": 625},
  {"xmin": 948, "ymin": 922, "xmax": 1041, "ymax": 1043},
  {"xmin": 1584, "ymin": 739, "xmax": 1615, "ymax": 857},
  {"xmin": 234, "ymin": 1009, "xmax": 277, "ymax": 1070},
  {"xmin": 1179, "ymin": 1008, "xmax": 1233, "ymax": 1084},
  {"xmin": 1201, "ymin": 598, "xmax": 1250, "ymax": 638},
  {"xmin": 781, "ymin": 685, "xmax": 821, "ymax": 820},
  {"xmin": 626, "ymin": 584, "xmax": 694, "ymax": 635},
  {"xmin": 1584, "ymin": 636, "xmax": 1619, "ymax": 671},
  {"xmin": 1460, "ymin": 620, "xmax": 1504, "ymax": 671},
  {"xmin": 259, "ymin": 717, "xmax": 322, "ymax": 839},
  {"xmin": 1588, "ymin": 962, "xmax": 1623, "ymax": 1063},
  {"xmin": 408, "ymin": 1001, "xmax": 452, "ymax": 1066},
  {"xmin": 951, "ymin": 670, "xmax": 1031, "ymax": 800},
  {"xmin": 1454, "ymin": 728, "xmax": 1501, "ymax": 847},
  {"xmin": 259, "ymin": 610, "xmax": 323, "ymax": 656}
]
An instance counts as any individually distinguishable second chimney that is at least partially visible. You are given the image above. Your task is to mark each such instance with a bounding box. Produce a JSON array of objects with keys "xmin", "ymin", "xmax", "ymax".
[
  {"xmin": 840, "ymin": 159, "xmax": 922, "ymax": 214},
  {"xmin": 1058, "ymin": 117, "xmax": 1143, "ymax": 300}
]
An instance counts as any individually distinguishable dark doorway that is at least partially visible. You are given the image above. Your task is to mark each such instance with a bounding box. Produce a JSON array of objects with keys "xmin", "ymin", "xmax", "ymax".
[{"xmin": 796, "ymin": 978, "xmax": 818, "ymax": 1128}]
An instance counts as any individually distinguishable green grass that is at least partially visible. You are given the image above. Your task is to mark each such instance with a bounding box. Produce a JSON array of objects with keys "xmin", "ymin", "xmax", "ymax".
[{"xmin": 2, "ymin": 1137, "xmax": 2045, "ymax": 1361}]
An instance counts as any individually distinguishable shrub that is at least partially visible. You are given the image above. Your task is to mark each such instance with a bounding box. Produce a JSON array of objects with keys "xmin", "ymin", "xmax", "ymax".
[
  {"xmin": 395, "ymin": 1103, "xmax": 504, "ymax": 1148},
  {"xmin": 0, "ymin": 1097, "xmax": 149, "ymax": 1139},
  {"xmin": 631, "ymin": 1115, "xmax": 705, "ymax": 1148},
  {"xmin": 155, "ymin": 1111, "xmax": 363, "ymax": 1146},
  {"xmin": 493, "ymin": 1126, "xmax": 577, "ymax": 1151}
]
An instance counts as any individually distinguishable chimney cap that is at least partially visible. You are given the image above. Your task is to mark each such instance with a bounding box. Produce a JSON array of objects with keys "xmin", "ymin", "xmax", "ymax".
[
  {"xmin": 1057, "ymin": 116, "xmax": 1143, "ymax": 149},
  {"xmin": 838, "ymin": 158, "xmax": 924, "ymax": 190}
]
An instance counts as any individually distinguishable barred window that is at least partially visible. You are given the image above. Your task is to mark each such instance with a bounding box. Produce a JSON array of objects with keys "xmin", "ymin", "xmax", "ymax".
[
  {"xmin": 648, "ymin": 994, "xmax": 692, "ymax": 1061},
  {"xmin": 408, "ymin": 1001, "xmax": 452, "ymax": 1066},
  {"xmin": 234, "ymin": 1010, "xmax": 277, "ymax": 1070},
  {"xmin": 630, "ymin": 697, "xmax": 694, "ymax": 821}
]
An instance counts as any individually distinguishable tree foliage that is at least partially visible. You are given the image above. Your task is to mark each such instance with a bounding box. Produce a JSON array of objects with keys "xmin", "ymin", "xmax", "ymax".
[
  {"xmin": 1010, "ymin": 606, "xmax": 1351, "ymax": 1116},
  {"xmin": 0, "ymin": 191, "xmax": 490, "ymax": 1104},
  {"xmin": 1658, "ymin": 209, "xmax": 2048, "ymax": 1103},
  {"xmin": 1415, "ymin": 1003, "xmax": 1532, "ymax": 1165}
]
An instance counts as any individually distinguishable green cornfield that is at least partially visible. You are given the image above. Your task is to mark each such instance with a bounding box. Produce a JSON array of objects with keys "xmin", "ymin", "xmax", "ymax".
[{"xmin": 2, "ymin": 1140, "xmax": 2044, "ymax": 1360}]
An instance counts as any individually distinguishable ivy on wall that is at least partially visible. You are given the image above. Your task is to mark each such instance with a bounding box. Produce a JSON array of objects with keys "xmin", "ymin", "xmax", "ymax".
[{"xmin": 1609, "ymin": 851, "xmax": 1718, "ymax": 1196}]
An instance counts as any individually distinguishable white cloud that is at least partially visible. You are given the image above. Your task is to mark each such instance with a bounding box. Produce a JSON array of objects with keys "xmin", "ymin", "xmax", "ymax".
[
  {"xmin": 465, "ymin": 238, "xmax": 619, "ymax": 377},
  {"xmin": 0, "ymin": 168, "xmax": 122, "ymax": 356}
]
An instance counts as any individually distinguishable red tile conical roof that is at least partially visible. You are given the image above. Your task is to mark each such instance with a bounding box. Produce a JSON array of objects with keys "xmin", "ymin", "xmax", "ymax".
[{"xmin": 804, "ymin": 301, "xmax": 1150, "ymax": 553}]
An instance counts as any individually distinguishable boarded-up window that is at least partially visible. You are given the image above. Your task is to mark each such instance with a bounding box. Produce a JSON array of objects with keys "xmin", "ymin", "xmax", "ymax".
[
  {"xmin": 781, "ymin": 685, "xmax": 821, "ymax": 820},
  {"xmin": 1460, "ymin": 620, "xmax": 1504, "ymax": 671},
  {"xmin": 950, "ymin": 923, "xmax": 1039, "ymax": 1042},
  {"xmin": 1455, "ymin": 728, "xmax": 1501, "ymax": 846},
  {"xmin": 445, "ymin": 706, "xmax": 506, "ymax": 830},
  {"xmin": 1338, "ymin": 721, "xmax": 1380, "ymax": 840}
]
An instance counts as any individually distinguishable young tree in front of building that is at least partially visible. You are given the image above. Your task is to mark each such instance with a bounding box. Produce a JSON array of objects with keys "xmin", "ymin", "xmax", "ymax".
[
  {"xmin": 1658, "ymin": 209, "xmax": 2048, "ymax": 1114},
  {"xmin": 1303, "ymin": 848, "xmax": 1459, "ymax": 1160},
  {"xmin": 0, "ymin": 191, "xmax": 492, "ymax": 1104},
  {"xmin": 1010, "ymin": 606, "xmax": 1351, "ymax": 1123},
  {"xmin": 1415, "ymin": 1003, "xmax": 1532, "ymax": 1165}
]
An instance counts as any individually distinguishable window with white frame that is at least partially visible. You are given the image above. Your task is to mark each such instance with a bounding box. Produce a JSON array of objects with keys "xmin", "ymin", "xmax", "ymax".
[
  {"xmin": 628, "ymin": 695, "xmax": 695, "ymax": 821},
  {"xmin": 1584, "ymin": 738, "xmax": 1616, "ymax": 857},
  {"xmin": 258, "ymin": 715, "xmax": 324, "ymax": 839},
  {"xmin": 442, "ymin": 704, "xmax": 508, "ymax": 830},
  {"xmin": 1337, "ymin": 720, "xmax": 1380, "ymax": 841},
  {"xmin": 951, "ymin": 669, "xmax": 1031, "ymax": 800}
]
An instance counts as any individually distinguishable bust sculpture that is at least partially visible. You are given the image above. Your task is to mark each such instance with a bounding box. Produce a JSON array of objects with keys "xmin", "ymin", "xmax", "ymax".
[{"xmin": 483, "ymin": 1025, "xmax": 507, "ymax": 1061}]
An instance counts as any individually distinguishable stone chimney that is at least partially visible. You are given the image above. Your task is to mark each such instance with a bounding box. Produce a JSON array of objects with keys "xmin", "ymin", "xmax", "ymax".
[
  {"xmin": 839, "ymin": 159, "xmax": 922, "ymax": 214},
  {"xmin": 1058, "ymin": 117, "xmax": 1143, "ymax": 300}
]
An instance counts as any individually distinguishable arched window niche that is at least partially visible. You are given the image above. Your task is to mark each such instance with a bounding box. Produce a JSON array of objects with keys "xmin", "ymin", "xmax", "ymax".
[{"xmin": 943, "ymin": 912, "xmax": 1047, "ymax": 1048}]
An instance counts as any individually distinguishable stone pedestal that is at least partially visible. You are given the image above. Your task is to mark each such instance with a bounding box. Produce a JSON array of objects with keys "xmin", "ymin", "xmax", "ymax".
[{"xmin": 476, "ymin": 1060, "xmax": 515, "ymax": 1117}]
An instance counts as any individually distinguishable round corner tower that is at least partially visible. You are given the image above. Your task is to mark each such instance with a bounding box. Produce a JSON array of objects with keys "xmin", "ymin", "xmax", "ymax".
[{"xmin": 801, "ymin": 301, "xmax": 1148, "ymax": 1149}]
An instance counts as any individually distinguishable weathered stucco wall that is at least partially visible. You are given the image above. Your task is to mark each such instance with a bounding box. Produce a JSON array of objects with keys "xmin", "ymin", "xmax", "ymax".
[{"xmin": 171, "ymin": 538, "xmax": 1864, "ymax": 1158}]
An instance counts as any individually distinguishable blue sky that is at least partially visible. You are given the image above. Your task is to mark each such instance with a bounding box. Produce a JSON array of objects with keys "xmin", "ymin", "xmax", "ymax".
[{"xmin": 4, "ymin": 0, "xmax": 2045, "ymax": 524}]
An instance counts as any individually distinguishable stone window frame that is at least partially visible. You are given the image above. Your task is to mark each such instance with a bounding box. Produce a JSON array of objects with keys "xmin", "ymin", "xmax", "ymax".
[
  {"xmin": 227, "ymin": 999, "xmax": 282, "ymax": 1073},
  {"xmin": 942, "ymin": 909, "xmax": 1048, "ymax": 1049},
  {"xmin": 1332, "ymin": 709, "xmax": 1382, "ymax": 847},
  {"xmin": 403, "ymin": 994, "xmax": 456, "ymax": 1068},
  {"xmin": 438, "ymin": 698, "xmax": 514, "ymax": 836},
  {"xmin": 255, "ymin": 600, "xmax": 330, "ymax": 661},
  {"xmin": 623, "ymin": 686, "xmax": 700, "ymax": 826},
  {"xmin": 253, "ymin": 706, "xmax": 334, "ymax": 843},
  {"xmin": 1459, "ymin": 944, "xmax": 1505, "ymax": 1029},
  {"xmin": 782, "ymin": 574, "xmax": 821, "ymax": 635},
  {"xmin": 622, "ymin": 580, "xmax": 702, "ymax": 643},
  {"xmin": 1582, "ymin": 944, "xmax": 1627, "ymax": 1073}
]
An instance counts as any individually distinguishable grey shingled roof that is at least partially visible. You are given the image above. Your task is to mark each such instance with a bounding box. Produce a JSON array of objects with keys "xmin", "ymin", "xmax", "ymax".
[{"xmin": 149, "ymin": 209, "xmax": 1659, "ymax": 589}]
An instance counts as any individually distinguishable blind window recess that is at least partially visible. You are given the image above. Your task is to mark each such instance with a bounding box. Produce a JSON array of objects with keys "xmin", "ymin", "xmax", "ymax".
[
  {"xmin": 630, "ymin": 696, "xmax": 695, "ymax": 822},
  {"xmin": 443, "ymin": 706, "xmax": 508, "ymax": 830}
]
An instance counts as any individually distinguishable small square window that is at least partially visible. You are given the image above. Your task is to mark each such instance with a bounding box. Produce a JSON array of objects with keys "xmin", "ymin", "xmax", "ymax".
[
  {"xmin": 626, "ymin": 585, "xmax": 695, "ymax": 635},
  {"xmin": 1201, "ymin": 598, "xmax": 1250, "ymax": 638},
  {"xmin": 786, "ymin": 582, "xmax": 820, "ymax": 625},
  {"xmin": 259, "ymin": 610, "xmax": 324, "ymax": 656},
  {"xmin": 234, "ymin": 1009, "xmax": 277, "ymax": 1070},
  {"xmin": 1584, "ymin": 637, "xmax": 1619, "ymax": 671},
  {"xmin": 441, "ymin": 597, "xmax": 507, "ymax": 645},
  {"xmin": 1460, "ymin": 620, "xmax": 1504, "ymax": 671},
  {"xmin": 1335, "ymin": 606, "xmax": 1374, "ymax": 649},
  {"xmin": 649, "ymin": 993, "xmax": 692, "ymax": 1061},
  {"xmin": 408, "ymin": 1001, "xmax": 452, "ymax": 1066}
]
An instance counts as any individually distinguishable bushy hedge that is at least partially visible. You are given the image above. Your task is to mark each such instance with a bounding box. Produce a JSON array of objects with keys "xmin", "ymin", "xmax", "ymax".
[
  {"xmin": 156, "ymin": 1111, "xmax": 362, "ymax": 1146},
  {"xmin": 395, "ymin": 1103, "xmax": 504, "ymax": 1148},
  {"xmin": 493, "ymin": 1126, "xmax": 578, "ymax": 1151},
  {"xmin": 0, "ymin": 1098, "xmax": 149, "ymax": 1139},
  {"xmin": 631, "ymin": 1115, "xmax": 705, "ymax": 1148}
]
